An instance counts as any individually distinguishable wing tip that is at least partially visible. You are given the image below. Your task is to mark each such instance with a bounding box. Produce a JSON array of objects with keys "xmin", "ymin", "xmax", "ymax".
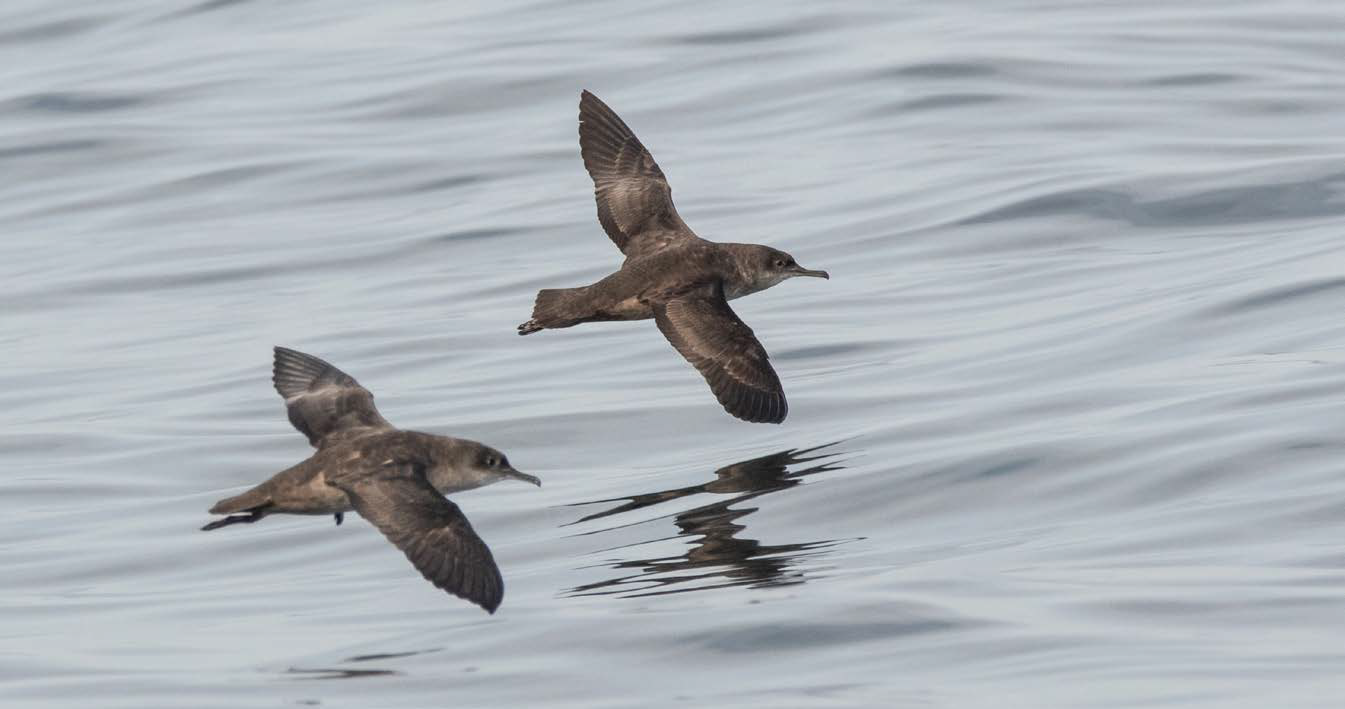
[
  {"xmin": 273, "ymin": 345, "xmax": 319, "ymax": 365},
  {"xmin": 577, "ymin": 90, "xmax": 631, "ymax": 143},
  {"xmin": 731, "ymin": 398, "xmax": 788, "ymax": 424},
  {"xmin": 579, "ymin": 88, "xmax": 601, "ymax": 111},
  {"xmin": 272, "ymin": 346, "xmax": 334, "ymax": 398},
  {"xmin": 439, "ymin": 566, "xmax": 504, "ymax": 614},
  {"xmin": 717, "ymin": 382, "xmax": 788, "ymax": 424}
]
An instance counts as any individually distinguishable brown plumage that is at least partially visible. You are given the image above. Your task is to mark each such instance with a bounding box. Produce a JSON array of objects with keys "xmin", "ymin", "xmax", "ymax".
[
  {"xmin": 272, "ymin": 345, "xmax": 391, "ymax": 448},
  {"xmin": 202, "ymin": 347, "xmax": 540, "ymax": 613},
  {"xmin": 518, "ymin": 91, "xmax": 828, "ymax": 424},
  {"xmin": 334, "ymin": 461, "xmax": 503, "ymax": 612}
]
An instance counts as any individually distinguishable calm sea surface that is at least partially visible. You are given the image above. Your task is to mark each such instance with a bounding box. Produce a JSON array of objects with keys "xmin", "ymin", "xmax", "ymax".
[{"xmin": 4, "ymin": 1, "xmax": 1345, "ymax": 707}]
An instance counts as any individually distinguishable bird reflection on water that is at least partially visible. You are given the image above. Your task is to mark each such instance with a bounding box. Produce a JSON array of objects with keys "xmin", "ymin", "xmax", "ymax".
[
  {"xmin": 565, "ymin": 442, "xmax": 854, "ymax": 599},
  {"xmin": 283, "ymin": 648, "xmax": 439, "ymax": 681}
]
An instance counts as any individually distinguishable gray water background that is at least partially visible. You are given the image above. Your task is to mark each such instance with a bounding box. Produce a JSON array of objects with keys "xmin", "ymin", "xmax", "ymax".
[{"xmin": 4, "ymin": 1, "xmax": 1345, "ymax": 706}]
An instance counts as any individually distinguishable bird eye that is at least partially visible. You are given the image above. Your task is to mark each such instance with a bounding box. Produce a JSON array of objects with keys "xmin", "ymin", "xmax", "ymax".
[
  {"xmin": 484, "ymin": 456, "xmax": 496, "ymax": 467},
  {"xmin": 774, "ymin": 259, "xmax": 786, "ymax": 268}
]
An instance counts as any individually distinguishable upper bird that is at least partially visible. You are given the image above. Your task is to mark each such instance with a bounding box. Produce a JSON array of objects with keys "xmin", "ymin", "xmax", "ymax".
[
  {"xmin": 517, "ymin": 90, "xmax": 829, "ymax": 424},
  {"xmin": 201, "ymin": 346, "xmax": 540, "ymax": 613}
]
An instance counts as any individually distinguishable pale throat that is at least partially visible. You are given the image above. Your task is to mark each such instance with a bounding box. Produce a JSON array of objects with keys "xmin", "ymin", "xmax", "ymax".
[
  {"xmin": 724, "ymin": 256, "xmax": 789, "ymax": 299},
  {"xmin": 725, "ymin": 272, "xmax": 787, "ymax": 300}
]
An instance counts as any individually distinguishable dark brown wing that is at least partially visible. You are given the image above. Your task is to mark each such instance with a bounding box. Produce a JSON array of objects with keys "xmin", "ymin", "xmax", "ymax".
[
  {"xmin": 330, "ymin": 463, "xmax": 505, "ymax": 613},
  {"xmin": 579, "ymin": 90, "xmax": 700, "ymax": 260},
  {"xmin": 272, "ymin": 347, "xmax": 393, "ymax": 449},
  {"xmin": 652, "ymin": 283, "xmax": 788, "ymax": 424}
]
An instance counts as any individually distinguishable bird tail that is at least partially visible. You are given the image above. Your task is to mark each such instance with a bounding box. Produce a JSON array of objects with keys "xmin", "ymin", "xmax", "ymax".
[
  {"xmin": 208, "ymin": 486, "xmax": 271, "ymax": 516},
  {"xmin": 202, "ymin": 486, "xmax": 273, "ymax": 531},
  {"xmin": 518, "ymin": 287, "xmax": 587, "ymax": 335}
]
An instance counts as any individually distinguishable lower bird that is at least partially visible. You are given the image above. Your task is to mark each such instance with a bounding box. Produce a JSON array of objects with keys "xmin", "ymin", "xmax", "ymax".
[
  {"xmin": 518, "ymin": 91, "xmax": 829, "ymax": 424},
  {"xmin": 201, "ymin": 346, "xmax": 540, "ymax": 613}
]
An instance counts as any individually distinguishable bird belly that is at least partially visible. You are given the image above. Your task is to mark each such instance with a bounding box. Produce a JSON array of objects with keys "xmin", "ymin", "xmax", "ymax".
[{"xmin": 269, "ymin": 471, "xmax": 352, "ymax": 514}]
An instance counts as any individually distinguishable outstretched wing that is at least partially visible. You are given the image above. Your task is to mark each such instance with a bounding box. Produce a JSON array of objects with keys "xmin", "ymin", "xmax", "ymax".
[
  {"xmin": 331, "ymin": 463, "xmax": 505, "ymax": 613},
  {"xmin": 579, "ymin": 90, "xmax": 700, "ymax": 260},
  {"xmin": 652, "ymin": 283, "xmax": 788, "ymax": 424},
  {"xmin": 272, "ymin": 346, "xmax": 393, "ymax": 449}
]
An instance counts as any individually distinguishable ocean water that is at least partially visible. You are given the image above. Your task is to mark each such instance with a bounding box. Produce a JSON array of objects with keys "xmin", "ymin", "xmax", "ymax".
[{"xmin": 4, "ymin": 1, "xmax": 1345, "ymax": 706}]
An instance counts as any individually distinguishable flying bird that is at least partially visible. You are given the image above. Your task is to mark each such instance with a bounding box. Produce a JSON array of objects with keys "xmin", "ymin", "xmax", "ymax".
[
  {"xmin": 202, "ymin": 347, "xmax": 540, "ymax": 613},
  {"xmin": 518, "ymin": 91, "xmax": 828, "ymax": 424}
]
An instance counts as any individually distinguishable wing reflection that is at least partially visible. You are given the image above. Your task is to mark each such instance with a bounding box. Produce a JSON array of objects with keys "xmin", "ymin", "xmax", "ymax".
[
  {"xmin": 282, "ymin": 647, "xmax": 439, "ymax": 681},
  {"xmin": 565, "ymin": 441, "xmax": 853, "ymax": 599},
  {"xmin": 285, "ymin": 667, "xmax": 399, "ymax": 680}
]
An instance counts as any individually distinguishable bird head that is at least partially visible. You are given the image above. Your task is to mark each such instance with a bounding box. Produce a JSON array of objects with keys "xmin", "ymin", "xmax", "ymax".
[
  {"xmin": 431, "ymin": 439, "xmax": 541, "ymax": 493},
  {"xmin": 747, "ymin": 246, "xmax": 829, "ymax": 292}
]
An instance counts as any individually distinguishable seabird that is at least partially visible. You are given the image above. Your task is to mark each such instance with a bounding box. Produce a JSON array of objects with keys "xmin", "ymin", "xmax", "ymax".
[
  {"xmin": 518, "ymin": 91, "xmax": 829, "ymax": 424},
  {"xmin": 201, "ymin": 346, "xmax": 540, "ymax": 613}
]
